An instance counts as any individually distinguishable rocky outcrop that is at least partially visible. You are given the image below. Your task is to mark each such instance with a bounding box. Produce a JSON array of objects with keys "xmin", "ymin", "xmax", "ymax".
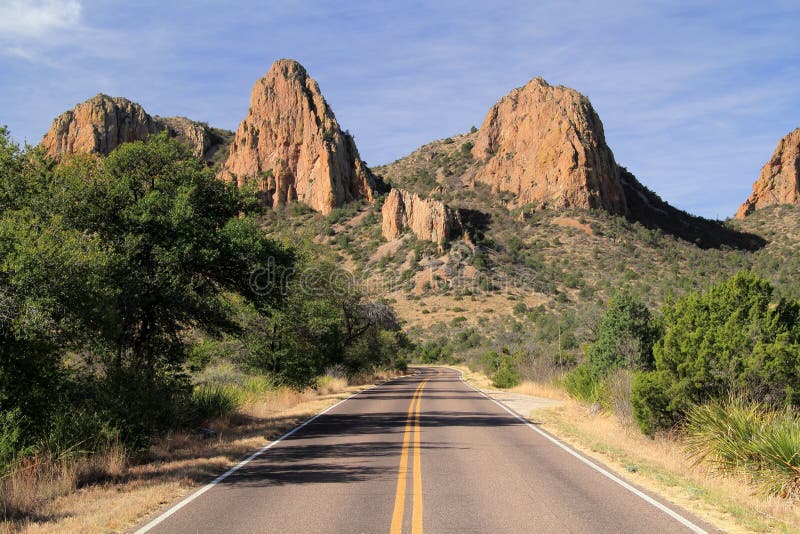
[
  {"xmin": 218, "ymin": 59, "xmax": 375, "ymax": 214},
  {"xmin": 42, "ymin": 94, "xmax": 160, "ymax": 157},
  {"xmin": 157, "ymin": 116, "xmax": 212, "ymax": 159},
  {"xmin": 736, "ymin": 128, "xmax": 800, "ymax": 218},
  {"xmin": 471, "ymin": 77, "xmax": 627, "ymax": 214},
  {"xmin": 41, "ymin": 94, "xmax": 231, "ymax": 161},
  {"xmin": 381, "ymin": 188, "xmax": 462, "ymax": 244}
]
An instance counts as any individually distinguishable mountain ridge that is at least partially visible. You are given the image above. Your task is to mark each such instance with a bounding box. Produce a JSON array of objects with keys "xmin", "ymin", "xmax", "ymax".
[{"xmin": 36, "ymin": 59, "xmax": 791, "ymax": 250}]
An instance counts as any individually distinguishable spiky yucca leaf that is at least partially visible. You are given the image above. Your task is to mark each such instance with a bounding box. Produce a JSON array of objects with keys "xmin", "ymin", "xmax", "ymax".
[{"xmin": 684, "ymin": 398, "xmax": 800, "ymax": 498}]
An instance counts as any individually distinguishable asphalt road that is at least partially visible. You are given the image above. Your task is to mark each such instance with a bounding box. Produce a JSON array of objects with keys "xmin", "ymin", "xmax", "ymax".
[{"xmin": 138, "ymin": 367, "xmax": 715, "ymax": 533}]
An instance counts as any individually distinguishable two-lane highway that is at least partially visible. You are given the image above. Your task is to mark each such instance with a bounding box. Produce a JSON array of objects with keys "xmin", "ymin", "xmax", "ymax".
[{"xmin": 138, "ymin": 367, "xmax": 714, "ymax": 533}]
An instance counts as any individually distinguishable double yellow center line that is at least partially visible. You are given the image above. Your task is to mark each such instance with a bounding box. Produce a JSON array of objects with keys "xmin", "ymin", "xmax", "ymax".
[{"xmin": 389, "ymin": 375, "xmax": 430, "ymax": 534}]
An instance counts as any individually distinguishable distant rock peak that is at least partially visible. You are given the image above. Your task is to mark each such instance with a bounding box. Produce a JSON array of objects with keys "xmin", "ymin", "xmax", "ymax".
[
  {"xmin": 736, "ymin": 128, "xmax": 800, "ymax": 218},
  {"xmin": 41, "ymin": 94, "xmax": 159, "ymax": 157},
  {"xmin": 40, "ymin": 94, "xmax": 228, "ymax": 161},
  {"xmin": 217, "ymin": 59, "xmax": 375, "ymax": 214},
  {"xmin": 471, "ymin": 76, "xmax": 627, "ymax": 215}
]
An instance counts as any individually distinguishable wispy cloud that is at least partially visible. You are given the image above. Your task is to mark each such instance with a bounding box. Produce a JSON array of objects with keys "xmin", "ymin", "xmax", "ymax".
[{"xmin": 0, "ymin": 0, "xmax": 81, "ymax": 39}]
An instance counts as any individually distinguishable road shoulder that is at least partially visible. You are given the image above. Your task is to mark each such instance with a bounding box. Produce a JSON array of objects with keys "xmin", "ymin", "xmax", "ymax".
[{"xmin": 454, "ymin": 366, "xmax": 799, "ymax": 533}]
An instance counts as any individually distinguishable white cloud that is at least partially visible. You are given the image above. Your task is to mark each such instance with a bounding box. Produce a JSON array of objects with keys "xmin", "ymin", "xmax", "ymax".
[{"xmin": 0, "ymin": 0, "xmax": 81, "ymax": 39}]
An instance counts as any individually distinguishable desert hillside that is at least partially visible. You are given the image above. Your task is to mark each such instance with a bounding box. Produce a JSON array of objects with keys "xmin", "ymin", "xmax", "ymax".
[{"xmin": 5, "ymin": 53, "xmax": 800, "ymax": 533}]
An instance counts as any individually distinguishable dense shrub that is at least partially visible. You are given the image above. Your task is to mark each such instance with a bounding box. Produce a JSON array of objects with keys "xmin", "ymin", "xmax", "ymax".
[
  {"xmin": 238, "ymin": 245, "xmax": 408, "ymax": 387},
  {"xmin": 586, "ymin": 292, "xmax": 661, "ymax": 376},
  {"xmin": 419, "ymin": 340, "xmax": 454, "ymax": 364},
  {"xmin": 565, "ymin": 292, "xmax": 659, "ymax": 414},
  {"xmin": 630, "ymin": 371, "xmax": 674, "ymax": 435},
  {"xmin": 480, "ymin": 348, "xmax": 521, "ymax": 388},
  {"xmin": 492, "ymin": 359, "xmax": 520, "ymax": 388},
  {"xmin": 563, "ymin": 364, "xmax": 599, "ymax": 402},
  {"xmin": 631, "ymin": 272, "xmax": 800, "ymax": 434}
]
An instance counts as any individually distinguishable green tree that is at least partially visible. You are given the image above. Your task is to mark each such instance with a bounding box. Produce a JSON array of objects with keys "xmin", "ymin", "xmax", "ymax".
[
  {"xmin": 631, "ymin": 272, "xmax": 800, "ymax": 434},
  {"xmin": 72, "ymin": 134, "xmax": 291, "ymax": 373},
  {"xmin": 241, "ymin": 243, "xmax": 402, "ymax": 387},
  {"xmin": 0, "ymin": 130, "xmax": 111, "ymax": 435},
  {"xmin": 1, "ymin": 132, "xmax": 293, "ymax": 447},
  {"xmin": 587, "ymin": 292, "xmax": 661, "ymax": 376}
]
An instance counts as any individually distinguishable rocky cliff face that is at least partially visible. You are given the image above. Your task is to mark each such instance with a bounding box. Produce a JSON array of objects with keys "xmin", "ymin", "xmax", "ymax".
[
  {"xmin": 157, "ymin": 116, "xmax": 212, "ymax": 159},
  {"xmin": 381, "ymin": 188, "xmax": 462, "ymax": 244},
  {"xmin": 41, "ymin": 94, "xmax": 231, "ymax": 162},
  {"xmin": 736, "ymin": 128, "xmax": 800, "ymax": 219},
  {"xmin": 471, "ymin": 77, "xmax": 626, "ymax": 214},
  {"xmin": 218, "ymin": 59, "xmax": 374, "ymax": 214},
  {"xmin": 42, "ymin": 94, "xmax": 160, "ymax": 157}
]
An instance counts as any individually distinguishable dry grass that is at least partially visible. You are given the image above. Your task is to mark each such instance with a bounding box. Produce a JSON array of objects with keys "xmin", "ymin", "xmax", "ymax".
[
  {"xmin": 0, "ymin": 443, "xmax": 128, "ymax": 527},
  {"xmin": 531, "ymin": 395, "xmax": 800, "ymax": 533},
  {"xmin": 510, "ymin": 380, "xmax": 570, "ymax": 401},
  {"xmin": 552, "ymin": 215, "xmax": 594, "ymax": 236},
  {"xmin": 1, "ymin": 372, "xmax": 398, "ymax": 534},
  {"xmin": 390, "ymin": 291, "xmax": 547, "ymax": 330}
]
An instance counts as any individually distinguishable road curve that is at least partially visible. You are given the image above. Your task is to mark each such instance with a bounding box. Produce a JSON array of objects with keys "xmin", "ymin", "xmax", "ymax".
[{"xmin": 137, "ymin": 367, "xmax": 716, "ymax": 533}]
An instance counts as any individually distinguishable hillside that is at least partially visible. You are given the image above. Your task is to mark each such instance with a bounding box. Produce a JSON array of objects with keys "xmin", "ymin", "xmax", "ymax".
[
  {"xmin": 36, "ymin": 66, "xmax": 794, "ymax": 370},
  {"xmin": 249, "ymin": 117, "xmax": 800, "ymax": 381}
]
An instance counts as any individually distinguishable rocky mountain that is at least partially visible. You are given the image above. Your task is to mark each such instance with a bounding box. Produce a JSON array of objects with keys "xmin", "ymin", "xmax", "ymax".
[
  {"xmin": 376, "ymin": 76, "xmax": 762, "ymax": 250},
  {"xmin": 217, "ymin": 59, "xmax": 375, "ymax": 215},
  {"xmin": 736, "ymin": 128, "xmax": 800, "ymax": 219},
  {"xmin": 381, "ymin": 188, "xmax": 463, "ymax": 245},
  {"xmin": 471, "ymin": 77, "xmax": 627, "ymax": 214},
  {"xmin": 156, "ymin": 116, "xmax": 232, "ymax": 163},
  {"xmin": 40, "ymin": 94, "xmax": 232, "ymax": 162},
  {"xmin": 42, "ymin": 94, "xmax": 159, "ymax": 157},
  {"xmin": 38, "ymin": 68, "xmax": 769, "ymax": 254}
]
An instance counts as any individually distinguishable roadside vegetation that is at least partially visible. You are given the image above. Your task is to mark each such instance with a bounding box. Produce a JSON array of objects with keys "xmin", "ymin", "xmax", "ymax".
[
  {"xmin": 441, "ymin": 273, "xmax": 800, "ymax": 503},
  {"xmin": 4, "ymin": 121, "xmax": 800, "ymax": 531},
  {"xmin": 0, "ymin": 128, "xmax": 408, "ymax": 525},
  {"xmin": 368, "ymin": 131, "xmax": 800, "ymax": 513}
]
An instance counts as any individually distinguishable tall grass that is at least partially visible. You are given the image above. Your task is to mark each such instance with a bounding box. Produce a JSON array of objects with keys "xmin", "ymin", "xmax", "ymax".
[
  {"xmin": 562, "ymin": 366, "xmax": 635, "ymax": 425},
  {"xmin": 1, "ymin": 442, "xmax": 127, "ymax": 520},
  {"xmin": 191, "ymin": 385, "xmax": 242, "ymax": 422},
  {"xmin": 684, "ymin": 398, "xmax": 800, "ymax": 498}
]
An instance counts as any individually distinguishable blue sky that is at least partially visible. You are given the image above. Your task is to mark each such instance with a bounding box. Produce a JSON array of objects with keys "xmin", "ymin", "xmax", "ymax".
[{"xmin": 1, "ymin": 1, "xmax": 798, "ymax": 219}]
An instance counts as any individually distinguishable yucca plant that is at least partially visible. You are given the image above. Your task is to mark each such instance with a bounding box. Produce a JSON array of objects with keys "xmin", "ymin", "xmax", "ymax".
[
  {"xmin": 684, "ymin": 398, "xmax": 800, "ymax": 498},
  {"xmin": 191, "ymin": 385, "xmax": 242, "ymax": 423},
  {"xmin": 755, "ymin": 414, "xmax": 800, "ymax": 498}
]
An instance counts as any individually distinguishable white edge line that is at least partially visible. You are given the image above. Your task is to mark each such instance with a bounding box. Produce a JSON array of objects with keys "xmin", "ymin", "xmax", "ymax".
[
  {"xmin": 134, "ymin": 380, "xmax": 392, "ymax": 533},
  {"xmin": 459, "ymin": 374, "xmax": 709, "ymax": 534}
]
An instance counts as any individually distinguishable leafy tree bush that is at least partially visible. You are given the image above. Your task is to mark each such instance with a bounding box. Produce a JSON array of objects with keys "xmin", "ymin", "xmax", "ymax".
[
  {"xmin": 631, "ymin": 272, "xmax": 800, "ymax": 435},
  {"xmin": 492, "ymin": 357, "xmax": 521, "ymax": 388},
  {"xmin": 0, "ymin": 132, "xmax": 294, "ymax": 453},
  {"xmin": 565, "ymin": 292, "xmax": 659, "ymax": 405},
  {"xmin": 587, "ymin": 292, "xmax": 661, "ymax": 376},
  {"xmin": 629, "ymin": 371, "xmax": 673, "ymax": 434},
  {"xmin": 240, "ymin": 244, "xmax": 405, "ymax": 387},
  {"xmin": 480, "ymin": 348, "xmax": 521, "ymax": 388},
  {"xmin": 419, "ymin": 340, "xmax": 453, "ymax": 364},
  {"xmin": 563, "ymin": 364, "xmax": 600, "ymax": 402}
]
